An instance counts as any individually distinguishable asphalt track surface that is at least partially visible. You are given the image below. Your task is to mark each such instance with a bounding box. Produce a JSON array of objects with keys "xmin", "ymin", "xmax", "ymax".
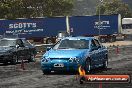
[{"xmin": 0, "ymin": 45, "xmax": 132, "ymax": 88}]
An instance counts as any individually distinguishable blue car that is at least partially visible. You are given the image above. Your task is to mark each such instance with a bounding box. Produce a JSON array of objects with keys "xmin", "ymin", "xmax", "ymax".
[{"xmin": 41, "ymin": 37, "xmax": 108, "ymax": 74}]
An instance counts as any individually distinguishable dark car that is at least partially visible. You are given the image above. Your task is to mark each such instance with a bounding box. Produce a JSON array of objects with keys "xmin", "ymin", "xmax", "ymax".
[{"xmin": 0, "ymin": 38, "xmax": 37, "ymax": 64}]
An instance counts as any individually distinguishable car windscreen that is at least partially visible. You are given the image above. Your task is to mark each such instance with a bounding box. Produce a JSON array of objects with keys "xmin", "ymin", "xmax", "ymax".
[
  {"xmin": 53, "ymin": 39, "xmax": 89, "ymax": 49},
  {"xmin": 22, "ymin": 39, "xmax": 32, "ymax": 46},
  {"xmin": 0, "ymin": 39, "xmax": 16, "ymax": 47}
]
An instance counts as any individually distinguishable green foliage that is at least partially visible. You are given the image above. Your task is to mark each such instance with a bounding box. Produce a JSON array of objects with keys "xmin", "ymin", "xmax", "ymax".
[
  {"xmin": 0, "ymin": 0, "xmax": 74, "ymax": 19},
  {"xmin": 96, "ymin": 0, "xmax": 132, "ymax": 18},
  {"xmin": 72, "ymin": 0, "xmax": 98, "ymax": 16}
]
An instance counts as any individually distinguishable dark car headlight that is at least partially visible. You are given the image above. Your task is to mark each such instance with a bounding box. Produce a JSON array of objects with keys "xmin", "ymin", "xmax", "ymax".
[
  {"xmin": 41, "ymin": 57, "xmax": 50, "ymax": 63},
  {"xmin": 69, "ymin": 57, "xmax": 80, "ymax": 63}
]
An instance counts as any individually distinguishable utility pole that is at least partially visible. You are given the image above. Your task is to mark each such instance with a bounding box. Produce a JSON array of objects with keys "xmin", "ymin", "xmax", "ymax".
[
  {"xmin": 66, "ymin": 16, "xmax": 70, "ymax": 36},
  {"xmin": 98, "ymin": 0, "xmax": 103, "ymax": 39}
]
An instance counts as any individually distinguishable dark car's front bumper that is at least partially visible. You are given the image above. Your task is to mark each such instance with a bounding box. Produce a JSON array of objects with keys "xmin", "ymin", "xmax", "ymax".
[{"xmin": 0, "ymin": 54, "xmax": 12, "ymax": 63}]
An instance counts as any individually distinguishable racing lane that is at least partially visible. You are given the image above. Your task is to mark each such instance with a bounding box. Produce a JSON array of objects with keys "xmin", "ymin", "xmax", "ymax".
[{"xmin": 0, "ymin": 45, "xmax": 132, "ymax": 88}]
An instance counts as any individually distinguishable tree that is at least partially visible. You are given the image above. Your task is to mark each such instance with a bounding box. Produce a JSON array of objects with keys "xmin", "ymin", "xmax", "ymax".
[
  {"xmin": 96, "ymin": 0, "xmax": 132, "ymax": 18},
  {"xmin": 0, "ymin": 0, "xmax": 74, "ymax": 19}
]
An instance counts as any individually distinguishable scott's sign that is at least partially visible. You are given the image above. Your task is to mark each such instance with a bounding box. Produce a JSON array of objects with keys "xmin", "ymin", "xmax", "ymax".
[
  {"xmin": 95, "ymin": 21, "xmax": 110, "ymax": 25},
  {"xmin": 9, "ymin": 23, "xmax": 37, "ymax": 29}
]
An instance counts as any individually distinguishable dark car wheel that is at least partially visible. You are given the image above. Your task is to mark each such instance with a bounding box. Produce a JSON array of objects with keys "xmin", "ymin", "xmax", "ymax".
[
  {"xmin": 84, "ymin": 59, "xmax": 91, "ymax": 74},
  {"xmin": 102, "ymin": 56, "xmax": 108, "ymax": 69},
  {"xmin": 28, "ymin": 53, "xmax": 35, "ymax": 62},
  {"xmin": 100, "ymin": 37, "xmax": 106, "ymax": 43},
  {"xmin": 46, "ymin": 38, "xmax": 53, "ymax": 44},
  {"xmin": 42, "ymin": 70, "xmax": 51, "ymax": 75},
  {"xmin": 3, "ymin": 62, "xmax": 8, "ymax": 65},
  {"xmin": 11, "ymin": 55, "xmax": 17, "ymax": 65}
]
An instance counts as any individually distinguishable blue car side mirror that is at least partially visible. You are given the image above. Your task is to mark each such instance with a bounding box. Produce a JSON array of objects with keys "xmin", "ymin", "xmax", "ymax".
[{"xmin": 91, "ymin": 46, "xmax": 98, "ymax": 51}]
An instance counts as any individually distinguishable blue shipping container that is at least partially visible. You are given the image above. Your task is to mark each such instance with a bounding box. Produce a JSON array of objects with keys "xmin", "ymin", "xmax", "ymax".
[
  {"xmin": 69, "ymin": 14, "xmax": 119, "ymax": 36},
  {"xmin": 0, "ymin": 17, "xmax": 67, "ymax": 38}
]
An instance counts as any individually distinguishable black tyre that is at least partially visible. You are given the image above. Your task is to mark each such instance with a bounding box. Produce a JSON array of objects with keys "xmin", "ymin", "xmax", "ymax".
[
  {"xmin": 46, "ymin": 39, "xmax": 53, "ymax": 44},
  {"xmin": 84, "ymin": 59, "xmax": 91, "ymax": 74},
  {"xmin": 113, "ymin": 36, "xmax": 116, "ymax": 42},
  {"xmin": 28, "ymin": 53, "xmax": 35, "ymax": 62},
  {"xmin": 3, "ymin": 62, "xmax": 8, "ymax": 65},
  {"xmin": 109, "ymin": 36, "xmax": 116, "ymax": 42},
  {"xmin": 100, "ymin": 38, "xmax": 106, "ymax": 43},
  {"xmin": 42, "ymin": 70, "xmax": 51, "ymax": 75},
  {"xmin": 109, "ymin": 37, "xmax": 113, "ymax": 42},
  {"xmin": 11, "ymin": 55, "xmax": 17, "ymax": 65},
  {"xmin": 102, "ymin": 56, "xmax": 108, "ymax": 69}
]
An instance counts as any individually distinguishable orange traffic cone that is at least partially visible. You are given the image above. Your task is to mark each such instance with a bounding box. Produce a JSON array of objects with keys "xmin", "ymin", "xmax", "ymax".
[{"xmin": 21, "ymin": 58, "xmax": 25, "ymax": 70}]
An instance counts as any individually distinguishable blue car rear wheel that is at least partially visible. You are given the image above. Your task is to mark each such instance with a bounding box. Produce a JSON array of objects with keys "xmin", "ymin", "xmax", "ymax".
[{"xmin": 84, "ymin": 59, "xmax": 91, "ymax": 74}]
